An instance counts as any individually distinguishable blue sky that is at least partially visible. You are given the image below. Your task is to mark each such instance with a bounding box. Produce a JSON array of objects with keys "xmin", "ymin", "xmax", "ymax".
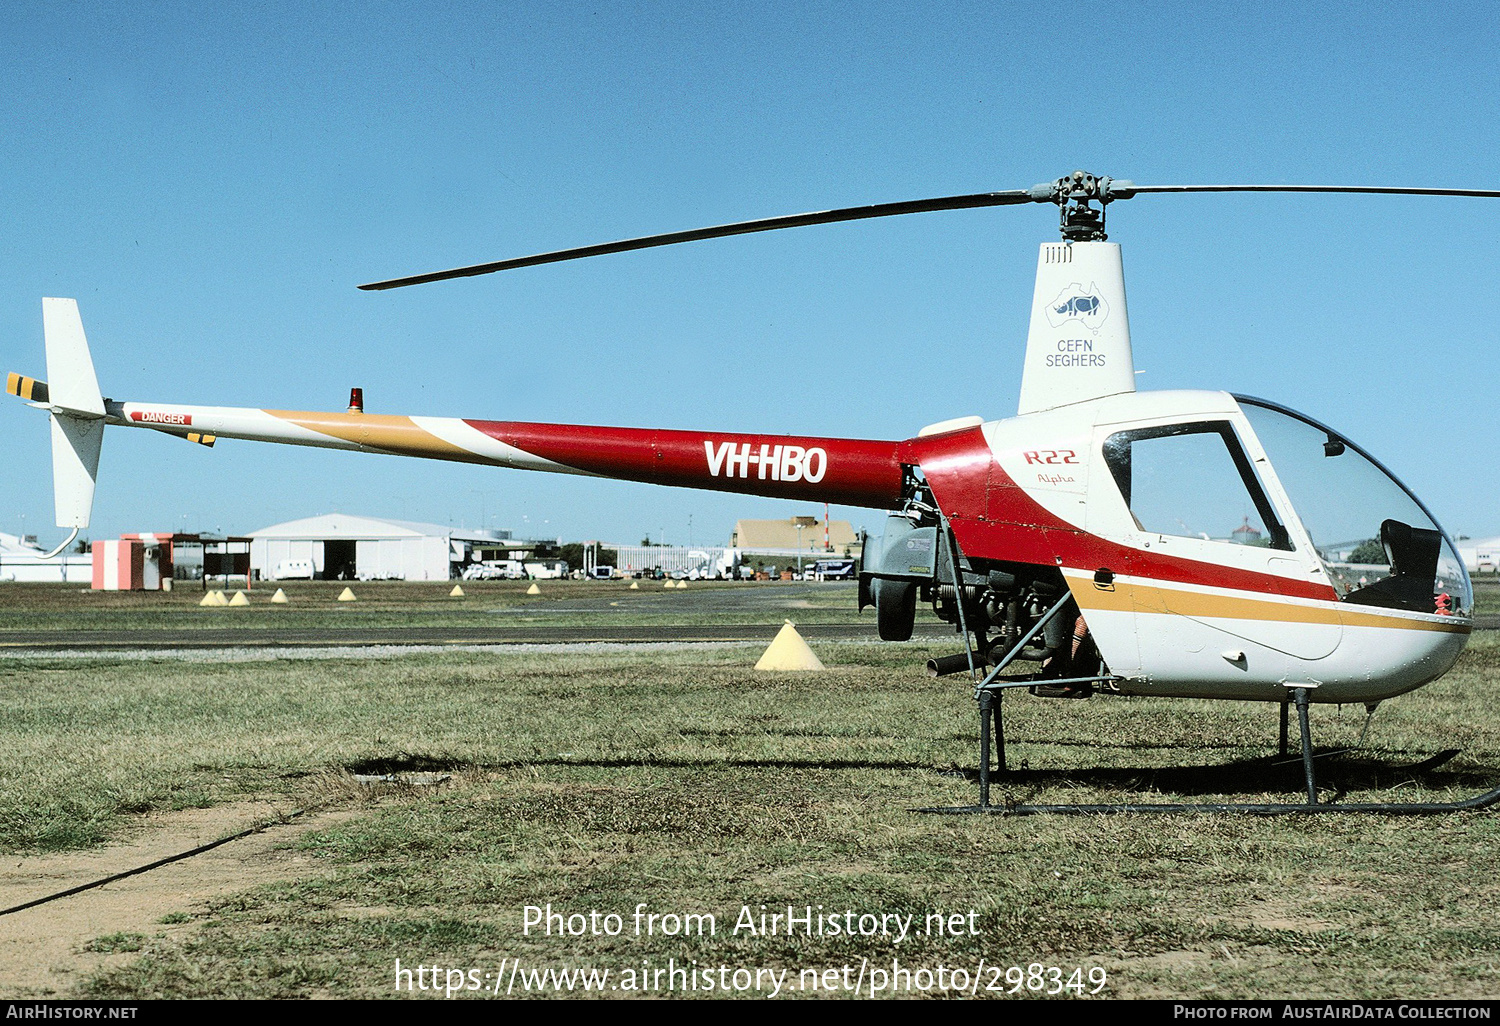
[{"xmin": 2, "ymin": 2, "xmax": 1496, "ymax": 548}]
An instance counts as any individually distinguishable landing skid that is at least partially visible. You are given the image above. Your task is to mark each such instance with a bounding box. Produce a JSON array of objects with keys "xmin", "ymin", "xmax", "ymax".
[
  {"xmin": 920, "ymin": 787, "xmax": 1500, "ymax": 816},
  {"xmin": 924, "ymin": 674, "xmax": 1500, "ymax": 816},
  {"xmin": 923, "ymin": 525, "xmax": 1498, "ymax": 816}
]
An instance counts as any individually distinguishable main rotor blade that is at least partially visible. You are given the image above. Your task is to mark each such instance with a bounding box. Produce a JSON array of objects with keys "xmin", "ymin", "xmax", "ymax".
[
  {"xmin": 358, "ymin": 190, "xmax": 1036, "ymax": 290},
  {"xmin": 1123, "ymin": 184, "xmax": 1500, "ymax": 199}
]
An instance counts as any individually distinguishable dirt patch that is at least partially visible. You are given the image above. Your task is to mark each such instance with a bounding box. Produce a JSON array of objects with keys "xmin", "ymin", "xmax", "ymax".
[
  {"xmin": 0, "ymin": 802, "xmax": 355, "ymax": 997},
  {"xmin": 1220, "ymin": 897, "xmax": 1335, "ymax": 934}
]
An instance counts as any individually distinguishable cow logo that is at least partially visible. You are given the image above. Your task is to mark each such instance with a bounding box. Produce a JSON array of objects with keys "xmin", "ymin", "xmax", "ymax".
[{"xmin": 1044, "ymin": 282, "xmax": 1109, "ymax": 333}]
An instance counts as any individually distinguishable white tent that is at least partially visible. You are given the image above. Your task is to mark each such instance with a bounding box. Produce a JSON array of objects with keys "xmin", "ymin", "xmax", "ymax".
[{"xmin": 0, "ymin": 531, "xmax": 90, "ymax": 583}]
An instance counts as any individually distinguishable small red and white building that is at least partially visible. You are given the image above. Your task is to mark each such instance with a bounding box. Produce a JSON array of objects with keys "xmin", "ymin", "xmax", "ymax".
[
  {"xmin": 92, "ymin": 533, "xmax": 173, "ymax": 591},
  {"xmin": 91, "ymin": 533, "xmax": 252, "ymax": 590}
]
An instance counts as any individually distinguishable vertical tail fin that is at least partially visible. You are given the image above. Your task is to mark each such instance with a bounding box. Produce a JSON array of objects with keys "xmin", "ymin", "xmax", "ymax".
[
  {"xmin": 1017, "ymin": 241, "xmax": 1136, "ymax": 415},
  {"xmin": 43, "ymin": 298, "xmax": 104, "ymax": 417},
  {"xmin": 41, "ymin": 298, "xmax": 105, "ymax": 529}
]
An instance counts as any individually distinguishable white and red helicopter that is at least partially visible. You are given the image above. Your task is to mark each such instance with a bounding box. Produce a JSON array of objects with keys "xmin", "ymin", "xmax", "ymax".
[{"xmin": 10, "ymin": 172, "xmax": 1494, "ymax": 812}]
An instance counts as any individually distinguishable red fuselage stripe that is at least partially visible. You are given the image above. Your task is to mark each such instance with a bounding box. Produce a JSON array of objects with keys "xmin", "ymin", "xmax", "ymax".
[
  {"xmin": 903, "ymin": 427, "xmax": 1340, "ymax": 602},
  {"xmin": 465, "ymin": 420, "xmax": 1335, "ymax": 601},
  {"xmin": 465, "ymin": 421, "xmax": 907, "ymax": 508}
]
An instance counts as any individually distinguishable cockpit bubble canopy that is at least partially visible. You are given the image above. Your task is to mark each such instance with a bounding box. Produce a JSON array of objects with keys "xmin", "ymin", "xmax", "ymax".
[{"xmin": 1236, "ymin": 397, "xmax": 1471, "ymax": 617}]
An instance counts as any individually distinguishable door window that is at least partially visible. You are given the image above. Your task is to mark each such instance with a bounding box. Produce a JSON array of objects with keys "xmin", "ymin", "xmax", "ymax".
[{"xmin": 1103, "ymin": 422, "xmax": 1292, "ymax": 550}]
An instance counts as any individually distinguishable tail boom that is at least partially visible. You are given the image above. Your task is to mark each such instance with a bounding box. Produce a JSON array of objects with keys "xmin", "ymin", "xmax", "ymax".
[{"xmin": 108, "ymin": 401, "xmax": 906, "ymax": 508}]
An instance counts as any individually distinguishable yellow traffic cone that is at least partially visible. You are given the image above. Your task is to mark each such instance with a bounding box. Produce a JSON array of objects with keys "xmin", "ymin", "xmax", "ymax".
[
  {"xmin": 270, "ymin": 588, "xmax": 289, "ymax": 604},
  {"xmin": 337, "ymin": 587, "xmax": 357, "ymax": 602},
  {"xmin": 450, "ymin": 584, "xmax": 465, "ymax": 597},
  {"xmin": 526, "ymin": 582, "xmax": 541, "ymax": 595},
  {"xmin": 228, "ymin": 590, "xmax": 250, "ymax": 606},
  {"xmin": 628, "ymin": 581, "xmax": 639, "ymax": 590},
  {"xmin": 199, "ymin": 590, "xmax": 225, "ymax": 607},
  {"xmin": 754, "ymin": 621, "xmax": 825, "ymax": 671}
]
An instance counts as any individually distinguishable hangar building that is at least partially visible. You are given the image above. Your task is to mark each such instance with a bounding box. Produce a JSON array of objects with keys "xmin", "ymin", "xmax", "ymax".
[
  {"xmin": 729, "ymin": 516, "xmax": 863, "ymax": 557},
  {"xmin": 249, "ymin": 513, "xmax": 505, "ymax": 581},
  {"xmin": 1459, "ymin": 536, "xmax": 1500, "ymax": 574}
]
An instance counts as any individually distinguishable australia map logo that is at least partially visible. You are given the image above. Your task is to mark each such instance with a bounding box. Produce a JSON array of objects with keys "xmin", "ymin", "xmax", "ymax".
[{"xmin": 1044, "ymin": 282, "xmax": 1109, "ymax": 333}]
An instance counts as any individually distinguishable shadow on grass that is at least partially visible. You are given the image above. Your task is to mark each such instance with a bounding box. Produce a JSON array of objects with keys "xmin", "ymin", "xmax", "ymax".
[
  {"xmin": 343, "ymin": 748, "xmax": 1494, "ymax": 802},
  {"xmin": 345, "ymin": 753, "xmax": 935, "ymax": 774},
  {"xmin": 953, "ymin": 748, "xmax": 1493, "ymax": 801}
]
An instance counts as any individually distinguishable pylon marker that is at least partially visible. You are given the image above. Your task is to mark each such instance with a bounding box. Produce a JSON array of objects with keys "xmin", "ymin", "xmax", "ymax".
[{"xmin": 754, "ymin": 620, "xmax": 826, "ymax": 671}]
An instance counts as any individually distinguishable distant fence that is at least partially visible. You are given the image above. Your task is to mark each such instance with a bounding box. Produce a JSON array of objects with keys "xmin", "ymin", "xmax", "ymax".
[{"xmin": 612, "ymin": 546, "xmax": 726, "ymax": 575}]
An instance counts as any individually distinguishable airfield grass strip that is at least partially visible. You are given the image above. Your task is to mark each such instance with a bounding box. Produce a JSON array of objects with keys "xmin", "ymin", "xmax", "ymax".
[{"xmin": 0, "ymin": 630, "xmax": 1492, "ymax": 998}]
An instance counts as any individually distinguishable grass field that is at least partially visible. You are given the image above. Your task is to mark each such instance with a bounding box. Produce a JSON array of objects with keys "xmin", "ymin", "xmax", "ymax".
[
  {"xmin": 0, "ymin": 583, "xmax": 1497, "ymax": 1000},
  {"xmin": 1473, "ymin": 574, "xmax": 1499, "ymax": 616},
  {"xmin": 0, "ymin": 579, "xmax": 880, "ymax": 632}
]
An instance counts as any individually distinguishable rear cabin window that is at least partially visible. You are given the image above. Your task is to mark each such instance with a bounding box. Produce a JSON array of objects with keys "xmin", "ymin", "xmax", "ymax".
[{"xmin": 1103, "ymin": 422, "xmax": 1292, "ymax": 550}]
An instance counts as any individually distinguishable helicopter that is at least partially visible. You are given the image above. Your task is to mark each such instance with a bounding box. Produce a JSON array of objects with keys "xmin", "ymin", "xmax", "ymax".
[{"xmin": 9, "ymin": 171, "xmax": 1497, "ymax": 813}]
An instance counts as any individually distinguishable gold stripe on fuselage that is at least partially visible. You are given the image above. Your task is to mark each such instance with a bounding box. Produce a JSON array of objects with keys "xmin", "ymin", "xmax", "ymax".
[
  {"xmin": 265, "ymin": 410, "xmax": 476, "ymax": 461},
  {"xmin": 1065, "ymin": 573, "xmax": 1470, "ymax": 635}
]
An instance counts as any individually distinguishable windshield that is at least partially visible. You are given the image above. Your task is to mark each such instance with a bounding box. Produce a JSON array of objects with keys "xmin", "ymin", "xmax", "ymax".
[{"xmin": 1236, "ymin": 397, "xmax": 1471, "ymax": 617}]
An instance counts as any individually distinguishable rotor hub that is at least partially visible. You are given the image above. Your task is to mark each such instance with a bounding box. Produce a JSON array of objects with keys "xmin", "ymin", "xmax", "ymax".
[{"xmin": 1032, "ymin": 170, "xmax": 1134, "ymax": 243}]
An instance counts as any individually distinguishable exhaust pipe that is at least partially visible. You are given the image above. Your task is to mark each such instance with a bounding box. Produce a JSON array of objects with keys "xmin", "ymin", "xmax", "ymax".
[{"xmin": 926, "ymin": 653, "xmax": 975, "ymax": 678}]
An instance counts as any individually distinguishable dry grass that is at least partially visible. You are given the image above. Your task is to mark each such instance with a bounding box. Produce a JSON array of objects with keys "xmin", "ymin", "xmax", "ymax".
[{"xmin": 0, "ymin": 584, "xmax": 1496, "ymax": 1000}]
